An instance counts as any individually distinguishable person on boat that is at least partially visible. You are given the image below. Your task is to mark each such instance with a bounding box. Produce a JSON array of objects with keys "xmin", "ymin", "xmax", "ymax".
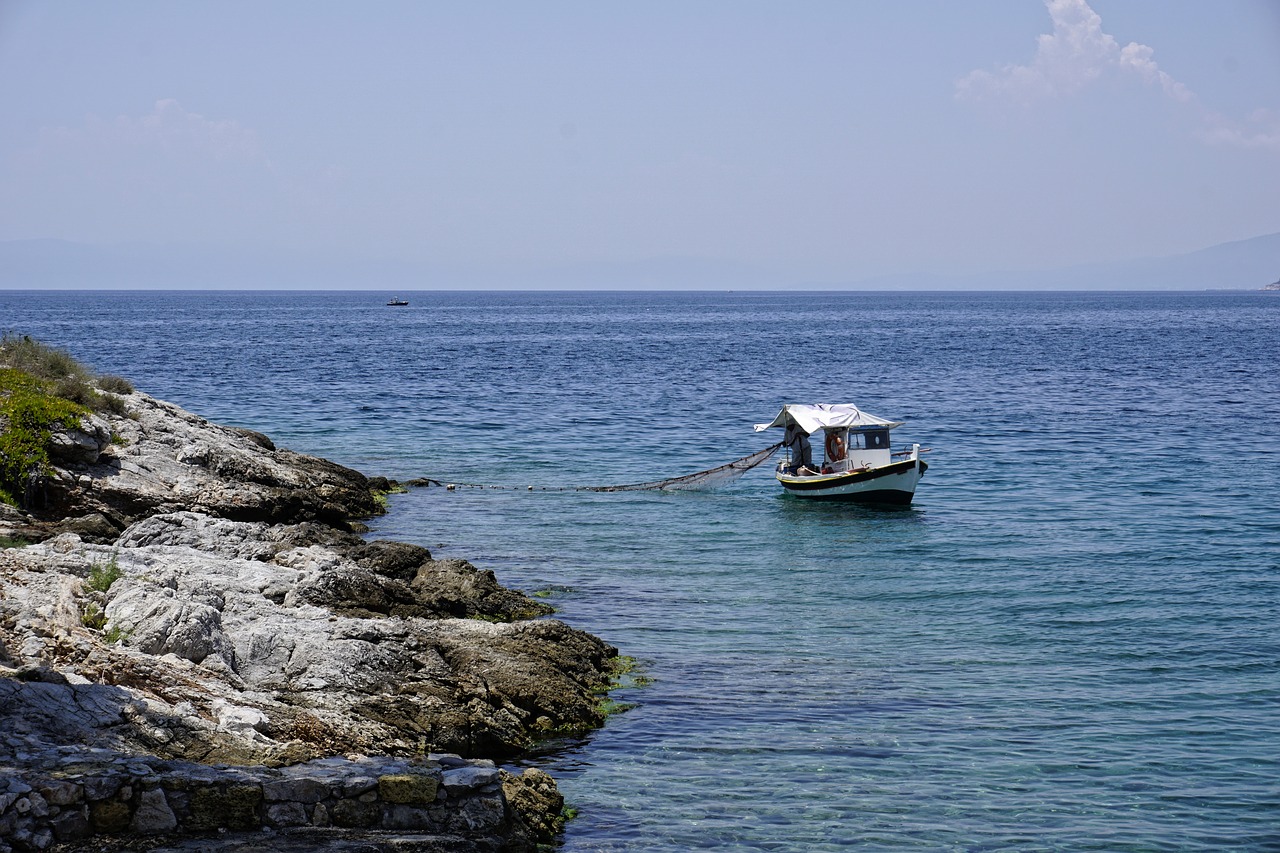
[{"xmin": 784, "ymin": 421, "xmax": 815, "ymax": 474}]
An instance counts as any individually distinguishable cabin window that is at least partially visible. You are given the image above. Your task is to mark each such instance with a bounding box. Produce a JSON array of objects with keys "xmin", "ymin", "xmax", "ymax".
[{"xmin": 865, "ymin": 430, "xmax": 890, "ymax": 449}]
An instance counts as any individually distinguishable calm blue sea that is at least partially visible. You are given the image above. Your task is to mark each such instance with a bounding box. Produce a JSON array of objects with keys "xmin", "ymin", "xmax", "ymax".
[{"xmin": 3, "ymin": 289, "xmax": 1278, "ymax": 850}]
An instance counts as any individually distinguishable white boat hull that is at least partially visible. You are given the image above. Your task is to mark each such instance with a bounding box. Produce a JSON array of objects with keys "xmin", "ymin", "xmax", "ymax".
[{"xmin": 776, "ymin": 457, "xmax": 927, "ymax": 504}]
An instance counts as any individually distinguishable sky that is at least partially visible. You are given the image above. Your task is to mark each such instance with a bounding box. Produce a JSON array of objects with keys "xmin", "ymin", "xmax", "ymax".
[{"xmin": 1, "ymin": 0, "xmax": 1279, "ymax": 287}]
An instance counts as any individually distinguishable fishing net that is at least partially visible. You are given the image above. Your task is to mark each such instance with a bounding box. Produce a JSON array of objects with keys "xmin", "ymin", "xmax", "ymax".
[
  {"xmin": 419, "ymin": 443, "xmax": 782, "ymax": 493},
  {"xmin": 581, "ymin": 442, "xmax": 783, "ymax": 492}
]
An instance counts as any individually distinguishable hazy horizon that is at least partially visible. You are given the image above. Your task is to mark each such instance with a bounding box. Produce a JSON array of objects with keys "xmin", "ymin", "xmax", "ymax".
[{"xmin": 3, "ymin": 1, "xmax": 1279, "ymax": 289}]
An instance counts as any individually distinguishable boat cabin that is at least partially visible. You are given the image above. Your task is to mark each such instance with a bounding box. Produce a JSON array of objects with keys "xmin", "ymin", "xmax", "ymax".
[{"xmin": 821, "ymin": 425, "xmax": 893, "ymax": 474}]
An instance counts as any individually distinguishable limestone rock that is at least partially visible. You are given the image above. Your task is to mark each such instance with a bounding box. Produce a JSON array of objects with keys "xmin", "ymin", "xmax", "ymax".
[
  {"xmin": 502, "ymin": 768, "xmax": 566, "ymax": 846},
  {"xmin": 17, "ymin": 391, "xmax": 380, "ymax": 538},
  {"xmin": 2, "ymin": 508, "xmax": 617, "ymax": 769},
  {"xmin": 0, "ymin": 387, "xmax": 620, "ymax": 850},
  {"xmin": 105, "ymin": 582, "xmax": 234, "ymax": 665},
  {"xmin": 47, "ymin": 413, "xmax": 112, "ymax": 466}
]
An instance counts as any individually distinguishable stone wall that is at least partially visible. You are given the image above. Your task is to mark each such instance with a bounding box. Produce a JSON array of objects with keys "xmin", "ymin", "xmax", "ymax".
[{"xmin": 0, "ymin": 752, "xmax": 555, "ymax": 852}]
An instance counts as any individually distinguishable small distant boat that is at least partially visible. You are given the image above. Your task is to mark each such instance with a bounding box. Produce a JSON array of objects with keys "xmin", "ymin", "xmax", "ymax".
[
  {"xmin": 387, "ymin": 297, "xmax": 409, "ymax": 306},
  {"xmin": 754, "ymin": 403, "xmax": 928, "ymax": 504}
]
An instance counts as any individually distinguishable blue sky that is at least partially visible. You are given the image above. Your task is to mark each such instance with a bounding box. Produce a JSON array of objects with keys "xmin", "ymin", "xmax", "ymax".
[{"xmin": 1, "ymin": 1, "xmax": 1278, "ymax": 286}]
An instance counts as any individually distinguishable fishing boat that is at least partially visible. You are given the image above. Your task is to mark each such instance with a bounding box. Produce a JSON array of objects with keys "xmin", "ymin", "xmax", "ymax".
[
  {"xmin": 387, "ymin": 297, "xmax": 409, "ymax": 306},
  {"xmin": 754, "ymin": 403, "xmax": 927, "ymax": 504}
]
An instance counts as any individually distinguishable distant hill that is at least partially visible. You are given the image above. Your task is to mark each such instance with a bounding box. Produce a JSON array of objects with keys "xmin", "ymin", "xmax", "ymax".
[
  {"xmin": 1, "ymin": 232, "xmax": 1277, "ymax": 290},
  {"xmin": 841, "ymin": 231, "xmax": 1280, "ymax": 291},
  {"xmin": 1020, "ymin": 231, "xmax": 1280, "ymax": 291}
]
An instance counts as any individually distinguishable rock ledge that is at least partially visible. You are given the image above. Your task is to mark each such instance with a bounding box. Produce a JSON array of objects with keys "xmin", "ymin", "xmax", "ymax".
[{"xmin": 1, "ymin": 390, "xmax": 617, "ymax": 852}]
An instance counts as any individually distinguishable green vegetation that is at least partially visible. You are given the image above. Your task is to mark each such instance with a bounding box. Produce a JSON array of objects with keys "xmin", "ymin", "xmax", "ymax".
[
  {"xmin": 0, "ymin": 535, "xmax": 29, "ymax": 549},
  {"xmin": 559, "ymin": 804, "xmax": 580, "ymax": 827},
  {"xmin": 0, "ymin": 367, "xmax": 90, "ymax": 507},
  {"xmin": 81, "ymin": 601, "xmax": 128, "ymax": 642},
  {"xmin": 583, "ymin": 655, "xmax": 655, "ymax": 722},
  {"xmin": 370, "ymin": 483, "xmax": 408, "ymax": 513},
  {"xmin": 595, "ymin": 697, "xmax": 639, "ymax": 717},
  {"xmin": 97, "ymin": 374, "xmax": 135, "ymax": 395},
  {"xmin": 79, "ymin": 551, "xmax": 127, "ymax": 637},
  {"xmin": 87, "ymin": 550, "xmax": 122, "ymax": 592},
  {"xmin": 1, "ymin": 333, "xmax": 89, "ymax": 387},
  {"xmin": 0, "ymin": 333, "xmax": 128, "ymax": 415},
  {"xmin": 530, "ymin": 584, "xmax": 575, "ymax": 599},
  {"xmin": 81, "ymin": 601, "xmax": 107, "ymax": 630},
  {"xmin": 0, "ymin": 334, "xmax": 134, "ymax": 507},
  {"xmin": 604, "ymin": 655, "xmax": 655, "ymax": 690}
]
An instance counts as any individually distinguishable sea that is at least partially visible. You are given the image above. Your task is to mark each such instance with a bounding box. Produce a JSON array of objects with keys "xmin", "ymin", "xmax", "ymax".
[{"xmin": 3, "ymin": 289, "xmax": 1278, "ymax": 851}]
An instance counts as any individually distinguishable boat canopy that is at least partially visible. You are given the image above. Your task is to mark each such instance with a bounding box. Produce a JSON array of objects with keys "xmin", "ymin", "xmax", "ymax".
[{"xmin": 754, "ymin": 403, "xmax": 903, "ymax": 435}]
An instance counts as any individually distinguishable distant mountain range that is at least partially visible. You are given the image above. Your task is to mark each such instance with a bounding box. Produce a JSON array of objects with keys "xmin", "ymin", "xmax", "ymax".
[
  {"xmin": 1, "ymin": 232, "xmax": 1277, "ymax": 290},
  {"xmin": 870, "ymin": 231, "xmax": 1279, "ymax": 292}
]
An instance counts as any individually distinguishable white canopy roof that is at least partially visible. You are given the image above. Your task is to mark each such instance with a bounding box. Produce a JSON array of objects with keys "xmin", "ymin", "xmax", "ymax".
[{"xmin": 754, "ymin": 403, "xmax": 903, "ymax": 434}]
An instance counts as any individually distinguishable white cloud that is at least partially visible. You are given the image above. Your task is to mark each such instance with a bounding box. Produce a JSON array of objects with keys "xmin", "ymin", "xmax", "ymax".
[
  {"xmin": 47, "ymin": 99, "xmax": 266, "ymax": 163},
  {"xmin": 1115, "ymin": 42, "xmax": 1192, "ymax": 104},
  {"xmin": 956, "ymin": 0, "xmax": 1277, "ymax": 153},
  {"xmin": 1200, "ymin": 108, "xmax": 1280, "ymax": 152},
  {"xmin": 955, "ymin": 0, "xmax": 1179, "ymax": 102}
]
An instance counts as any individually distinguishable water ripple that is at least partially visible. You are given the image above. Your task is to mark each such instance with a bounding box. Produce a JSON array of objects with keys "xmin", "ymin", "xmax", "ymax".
[{"xmin": 5, "ymin": 289, "xmax": 1279, "ymax": 851}]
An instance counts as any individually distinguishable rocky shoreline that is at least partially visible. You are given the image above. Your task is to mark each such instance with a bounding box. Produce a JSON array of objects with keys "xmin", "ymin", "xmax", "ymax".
[{"xmin": 0, "ymin": 384, "xmax": 620, "ymax": 851}]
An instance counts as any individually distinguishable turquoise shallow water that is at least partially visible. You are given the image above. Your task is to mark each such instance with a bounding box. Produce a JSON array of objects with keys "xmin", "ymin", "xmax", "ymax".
[{"xmin": 4, "ymin": 289, "xmax": 1279, "ymax": 850}]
